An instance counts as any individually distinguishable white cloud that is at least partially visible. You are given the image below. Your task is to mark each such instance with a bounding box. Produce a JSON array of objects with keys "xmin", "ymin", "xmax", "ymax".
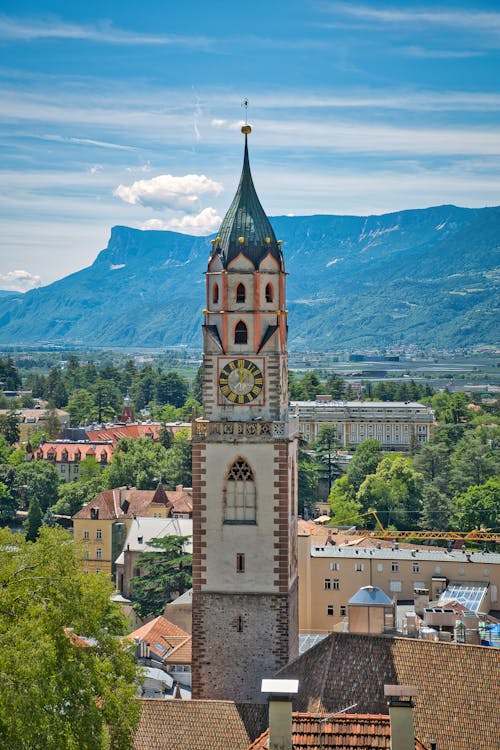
[
  {"xmin": 114, "ymin": 174, "xmax": 223, "ymax": 211},
  {"xmin": 142, "ymin": 207, "xmax": 221, "ymax": 235},
  {"xmin": 0, "ymin": 14, "xmax": 213, "ymax": 47},
  {"xmin": 0, "ymin": 269, "xmax": 42, "ymax": 292},
  {"xmin": 331, "ymin": 4, "xmax": 500, "ymax": 33},
  {"xmin": 40, "ymin": 134, "xmax": 137, "ymax": 151}
]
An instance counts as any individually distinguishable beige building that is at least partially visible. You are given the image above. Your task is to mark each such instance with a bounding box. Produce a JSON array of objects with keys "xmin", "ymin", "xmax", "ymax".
[
  {"xmin": 72, "ymin": 485, "xmax": 193, "ymax": 577},
  {"xmin": 298, "ymin": 535, "xmax": 500, "ymax": 633},
  {"xmin": 26, "ymin": 440, "xmax": 113, "ymax": 482},
  {"xmin": 292, "ymin": 398, "xmax": 434, "ymax": 451},
  {"xmin": 0, "ymin": 406, "xmax": 70, "ymax": 441}
]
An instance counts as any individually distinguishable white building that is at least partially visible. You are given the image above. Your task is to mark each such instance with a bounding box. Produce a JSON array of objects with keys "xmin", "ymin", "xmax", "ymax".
[{"xmin": 292, "ymin": 398, "xmax": 434, "ymax": 451}]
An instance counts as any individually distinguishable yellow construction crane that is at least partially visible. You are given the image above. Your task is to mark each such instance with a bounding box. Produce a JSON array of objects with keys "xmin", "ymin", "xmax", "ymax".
[{"xmin": 332, "ymin": 510, "xmax": 500, "ymax": 544}]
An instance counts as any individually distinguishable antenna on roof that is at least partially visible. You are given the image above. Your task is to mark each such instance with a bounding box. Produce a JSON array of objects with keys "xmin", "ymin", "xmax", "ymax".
[{"xmin": 242, "ymin": 97, "xmax": 249, "ymax": 124}]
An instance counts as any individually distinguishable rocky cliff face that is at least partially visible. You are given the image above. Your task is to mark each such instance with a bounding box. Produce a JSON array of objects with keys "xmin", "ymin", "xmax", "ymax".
[{"xmin": 0, "ymin": 205, "xmax": 498, "ymax": 350}]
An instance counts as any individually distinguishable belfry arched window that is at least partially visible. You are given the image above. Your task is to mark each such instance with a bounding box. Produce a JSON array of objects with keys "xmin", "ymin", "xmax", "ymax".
[
  {"xmin": 265, "ymin": 283, "xmax": 274, "ymax": 303},
  {"xmin": 235, "ymin": 320, "xmax": 248, "ymax": 344},
  {"xmin": 224, "ymin": 458, "xmax": 256, "ymax": 523},
  {"xmin": 236, "ymin": 283, "xmax": 246, "ymax": 303},
  {"xmin": 212, "ymin": 283, "xmax": 219, "ymax": 304}
]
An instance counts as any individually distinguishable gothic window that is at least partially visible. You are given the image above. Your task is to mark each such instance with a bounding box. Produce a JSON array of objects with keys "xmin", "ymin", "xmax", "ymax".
[
  {"xmin": 265, "ymin": 282, "xmax": 274, "ymax": 303},
  {"xmin": 212, "ymin": 283, "xmax": 219, "ymax": 304},
  {"xmin": 224, "ymin": 458, "xmax": 256, "ymax": 522},
  {"xmin": 236, "ymin": 283, "xmax": 246, "ymax": 303},
  {"xmin": 234, "ymin": 320, "xmax": 248, "ymax": 344}
]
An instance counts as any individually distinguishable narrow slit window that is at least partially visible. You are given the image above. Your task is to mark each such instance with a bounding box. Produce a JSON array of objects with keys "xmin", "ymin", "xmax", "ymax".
[
  {"xmin": 236, "ymin": 553, "xmax": 245, "ymax": 573},
  {"xmin": 237, "ymin": 615, "xmax": 243, "ymax": 632},
  {"xmin": 212, "ymin": 283, "xmax": 219, "ymax": 304},
  {"xmin": 235, "ymin": 320, "xmax": 248, "ymax": 344},
  {"xmin": 265, "ymin": 283, "xmax": 274, "ymax": 303},
  {"xmin": 236, "ymin": 283, "xmax": 246, "ymax": 303}
]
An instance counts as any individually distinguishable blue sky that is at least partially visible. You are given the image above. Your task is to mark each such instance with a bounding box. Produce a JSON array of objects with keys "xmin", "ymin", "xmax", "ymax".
[{"xmin": 1, "ymin": 0, "xmax": 500, "ymax": 290}]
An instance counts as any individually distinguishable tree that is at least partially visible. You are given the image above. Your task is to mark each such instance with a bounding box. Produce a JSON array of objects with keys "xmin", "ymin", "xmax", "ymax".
[
  {"xmin": 297, "ymin": 442, "xmax": 319, "ymax": 518},
  {"xmin": 105, "ymin": 437, "xmax": 170, "ymax": 490},
  {"xmin": 43, "ymin": 407, "xmax": 62, "ymax": 439},
  {"xmin": 450, "ymin": 431, "xmax": 499, "ymax": 491},
  {"xmin": 454, "ymin": 476, "xmax": 499, "ymax": 532},
  {"xmin": 357, "ymin": 455, "xmax": 424, "ymax": 529},
  {"xmin": 14, "ymin": 461, "xmax": 60, "ymax": 511},
  {"xmin": 130, "ymin": 535, "xmax": 192, "ymax": 618},
  {"xmin": 155, "ymin": 371, "xmax": 188, "ymax": 408},
  {"xmin": 0, "ymin": 411, "xmax": 20, "ymax": 445},
  {"xmin": 314, "ymin": 425, "xmax": 341, "ymax": 494},
  {"xmin": 0, "ymin": 481, "xmax": 16, "ymax": 524},
  {"xmin": 328, "ymin": 475, "xmax": 362, "ymax": 525},
  {"xmin": 52, "ymin": 475, "xmax": 105, "ymax": 517},
  {"xmin": 413, "ymin": 442, "xmax": 451, "ymax": 494},
  {"xmin": 346, "ymin": 438, "xmax": 381, "ymax": 491},
  {"xmin": 25, "ymin": 496, "xmax": 42, "ymax": 541},
  {"xmin": 162, "ymin": 430, "xmax": 192, "ymax": 489},
  {"xmin": 0, "ymin": 526, "xmax": 140, "ymax": 749},
  {"xmin": 324, "ymin": 373, "xmax": 345, "ymax": 399},
  {"xmin": 420, "ymin": 483, "xmax": 456, "ymax": 530}
]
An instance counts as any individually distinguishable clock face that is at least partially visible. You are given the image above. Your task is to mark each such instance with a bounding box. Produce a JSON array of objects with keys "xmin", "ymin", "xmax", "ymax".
[{"xmin": 219, "ymin": 359, "xmax": 263, "ymax": 404}]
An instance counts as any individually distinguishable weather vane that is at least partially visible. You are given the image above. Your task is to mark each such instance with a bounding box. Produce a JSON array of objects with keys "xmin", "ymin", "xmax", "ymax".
[{"xmin": 242, "ymin": 98, "xmax": 249, "ymax": 125}]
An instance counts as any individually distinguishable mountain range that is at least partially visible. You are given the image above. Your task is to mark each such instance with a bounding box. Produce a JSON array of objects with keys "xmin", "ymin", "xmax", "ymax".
[{"xmin": 0, "ymin": 204, "xmax": 498, "ymax": 351}]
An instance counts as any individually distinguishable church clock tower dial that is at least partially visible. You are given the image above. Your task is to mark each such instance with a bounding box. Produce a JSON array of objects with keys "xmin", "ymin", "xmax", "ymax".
[{"xmin": 191, "ymin": 123, "xmax": 299, "ymax": 702}]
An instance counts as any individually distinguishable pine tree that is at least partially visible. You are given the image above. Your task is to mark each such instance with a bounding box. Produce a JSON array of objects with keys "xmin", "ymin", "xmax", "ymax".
[{"xmin": 25, "ymin": 497, "xmax": 42, "ymax": 542}]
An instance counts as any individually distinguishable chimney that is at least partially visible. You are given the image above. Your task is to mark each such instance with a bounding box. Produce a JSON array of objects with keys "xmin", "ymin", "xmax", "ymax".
[
  {"xmin": 261, "ymin": 678, "xmax": 299, "ymax": 750},
  {"xmin": 384, "ymin": 685, "xmax": 418, "ymax": 750}
]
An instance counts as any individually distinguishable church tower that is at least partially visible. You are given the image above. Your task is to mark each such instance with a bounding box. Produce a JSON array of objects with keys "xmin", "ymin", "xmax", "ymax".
[{"xmin": 191, "ymin": 125, "xmax": 299, "ymax": 702}]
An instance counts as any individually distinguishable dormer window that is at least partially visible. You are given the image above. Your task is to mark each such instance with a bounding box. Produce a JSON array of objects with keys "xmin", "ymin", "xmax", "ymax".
[
  {"xmin": 265, "ymin": 283, "xmax": 274, "ymax": 303},
  {"xmin": 90, "ymin": 508, "xmax": 99, "ymax": 520},
  {"xmin": 212, "ymin": 283, "xmax": 219, "ymax": 304},
  {"xmin": 234, "ymin": 320, "xmax": 248, "ymax": 344},
  {"xmin": 236, "ymin": 283, "xmax": 246, "ymax": 303}
]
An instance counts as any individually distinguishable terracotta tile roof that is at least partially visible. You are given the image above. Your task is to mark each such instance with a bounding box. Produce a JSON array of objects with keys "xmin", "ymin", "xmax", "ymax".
[
  {"xmin": 72, "ymin": 485, "xmax": 192, "ymax": 521},
  {"xmin": 86, "ymin": 422, "xmax": 190, "ymax": 446},
  {"xmin": 128, "ymin": 615, "xmax": 188, "ymax": 641},
  {"xmin": 133, "ymin": 699, "xmax": 267, "ymax": 750},
  {"xmin": 247, "ymin": 713, "xmax": 429, "ymax": 749},
  {"xmin": 277, "ymin": 632, "xmax": 500, "ymax": 750},
  {"xmin": 32, "ymin": 441, "xmax": 113, "ymax": 463},
  {"xmin": 86, "ymin": 423, "xmax": 163, "ymax": 444},
  {"xmin": 162, "ymin": 636, "xmax": 191, "ymax": 664}
]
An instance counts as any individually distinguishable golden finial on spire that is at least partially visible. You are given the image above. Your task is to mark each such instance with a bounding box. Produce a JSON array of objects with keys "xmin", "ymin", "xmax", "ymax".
[{"xmin": 241, "ymin": 97, "xmax": 252, "ymax": 134}]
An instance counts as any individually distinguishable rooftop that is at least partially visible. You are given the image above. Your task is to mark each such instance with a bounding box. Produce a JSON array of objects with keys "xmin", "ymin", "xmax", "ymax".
[
  {"xmin": 247, "ymin": 713, "xmax": 429, "ymax": 750},
  {"xmin": 277, "ymin": 631, "xmax": 500, "ymax": 750},
  {"xmin": 115, "ymin": 516, "xmax": 192, "ymax": 565},
  {"xmin": 310, "ymin": 544, "xmax": 500, "ymax": 564}
]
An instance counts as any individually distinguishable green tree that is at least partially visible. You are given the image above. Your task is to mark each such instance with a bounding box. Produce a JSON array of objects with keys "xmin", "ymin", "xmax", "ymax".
[
  {"xmin": 25, "ymin": 496, "xmax": 43, "ymax": 541},
  {"xmin": 328, "ymin": 475, "xmax": 362, "ymax": 525},
  {"xmin": 0, "ymin": 526, "xmax": 140, "ymax": 749},
  {"xmin": 67, "ymin": 388, "xmax": 95, "ymax": 426},
  {"xmin": 357, "ymin": 455, "xmax": 424, "ymax": 529},
  {"xmin": 105, "ymin": 437, "xmax": 170, "ymax": 490},
  {"xmin": 0, "ymin": 481, "xmax": 16, "ymax": 524},
  {"xmin": 52, "ymin": 475, "xmax": 105, "ymax": 517},
  {"xmin": 450, "ymin": 431, "xmax": 499, "ymax": 491},
  {"xmin": 454, "ymin": 476, "xmax": 499, "ymax": 532},
  {"xmin": 163, "ymin": 430, "xmax": 192, "ymax": 489},
  {"xmin": 314, "ymin": 425, "xmax": 341, "ymax": 494},
  {"xmin": 346, "ymin": 438, "xmax": 381, "ymax": 491},
  {"xmin": 324, "ymin": 373, "xmax": 345, "ymax": 399},
  {"xmin": 297, "ymin": 442, "xmax": 319, "ymax": 518},
  {"xmin": 0, "ymin": 411, "xmax": 20, "ymax": 445},
  {"xmin": 296, "ymin": 371, "xmax": 323, "ymax": 400},
  {"xmin": 130, "ymin": 535, "xmax": 192, "ymax": 618},
  {"xmin": 155, "ymin": 371, "xmax": 189, "ymax": 408},
  {"xmin": 420, "ymin": 483, "xmax": 456, "ymax": 530},
  {"xmin": 43, "ymin": 407, "xmax": 62, "ymax": 439},
  {"xmin": 413, "ymin": 442, "xmax": 451, "ymax": 494},
  {"xmin": 15, "ymin": 461, "xmax": 60, "ymax": 511}
]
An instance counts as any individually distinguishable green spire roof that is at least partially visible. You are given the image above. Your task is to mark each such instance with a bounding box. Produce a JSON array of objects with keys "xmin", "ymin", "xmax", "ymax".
[{"xmin": 214, "ymin": 131, "xmax": 282, "ymax": 269}]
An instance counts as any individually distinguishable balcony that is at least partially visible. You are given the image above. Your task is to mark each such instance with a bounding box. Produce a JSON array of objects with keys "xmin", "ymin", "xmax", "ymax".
[{"xmin": 192, "ymin": 416, "xmax": 299, "ymax": 442}]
